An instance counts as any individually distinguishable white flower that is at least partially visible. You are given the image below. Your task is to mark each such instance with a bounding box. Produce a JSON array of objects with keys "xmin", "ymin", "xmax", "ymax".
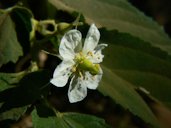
[{"xmin": 50, "ymin": 24, "xmax": 107, "ymax": 103}]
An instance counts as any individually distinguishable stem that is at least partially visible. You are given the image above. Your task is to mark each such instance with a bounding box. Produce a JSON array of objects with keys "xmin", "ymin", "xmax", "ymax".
[
  {"xmin": 43, "ymin": 96, "xmax": 62, "ymax": 117},
  {"xmin": 15, "ymin": 53, "xmax": 31, "ymax": 72}
]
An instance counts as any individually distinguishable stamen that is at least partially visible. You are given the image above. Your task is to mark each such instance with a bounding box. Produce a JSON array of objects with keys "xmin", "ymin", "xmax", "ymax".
[
  {"xmin": 92, "ymin": 76, "xmax": 95, "ymax": 80},
  {"xmin": 79, "ymin": 52, "xmax": 83, "ymax": 56},
  {"xmin": 79, "ymin": 71, "xmax": 83, "ymax": 79},
  {"xmin": 71, "ymin": 66, "xmax": 77, "ymax": 72},
  {"xmin": 87, "ymin": 51, "xmax": 93, "ymax": 56}
]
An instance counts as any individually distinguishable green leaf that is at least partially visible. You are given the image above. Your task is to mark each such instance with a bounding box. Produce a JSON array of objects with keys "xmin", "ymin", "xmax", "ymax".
[
  {"xmin": 99, "ymin": 66, "xmax": 159, "ymax": 127},
  {"xmin": 0, "ymin": 106, "xmax": 27, "ymax": 121},
  {"xmin": 32, "ymin": 110, "xmax": 111, "ymax": 128},
  {"xmin": 113, "ymin": 70, "xmax": 171, "ymax": 103},
  {"xmin": 0, "ymin": 12, "xmax": 23, "ymax": 67},
  {"xmin": 48, "ymin": 0, "xmax": 171, "ymax": 54},
  {"xmin": 96, "ymin": 29, "xmax": 171, "ymax": 127},
  {"xmin": 100, "ymin": 30, "xmax": 171, "ymax": 101},
  {"xmin": 0, "ymin": 71, "xmax": 26, "ymax": 91},
  {"xmin": 0, "ymin": 70, "xmax": 51, "ymax": 113},
  {"xmin": 100, "ymin": 29, "xmax": 171, "ymax": 62},
  {"xmin": 10, "ymin": 7, "xmax": 33, "ymax": 54},
  {"xmin": 99, "ymin": 31, "xmax": 171, "ymax": 104},
  {"xmin": 101, "ymin": 31, "xmax": 171, "ymax": 79}
]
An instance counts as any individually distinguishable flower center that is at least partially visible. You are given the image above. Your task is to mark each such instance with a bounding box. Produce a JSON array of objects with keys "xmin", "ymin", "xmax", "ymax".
[{"xmin": 73, "ymin": 52, "xmax": 100, "ymax": 76}]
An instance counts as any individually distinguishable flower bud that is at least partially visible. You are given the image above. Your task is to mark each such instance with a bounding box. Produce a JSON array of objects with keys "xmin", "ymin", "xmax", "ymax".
[
  {"xmin": 37, "ymin": 20, "xmax": 57, "ymax": 35},
  {"xmin": 57, "ymin": 22, "xmax": 72, "ymax": 34}
]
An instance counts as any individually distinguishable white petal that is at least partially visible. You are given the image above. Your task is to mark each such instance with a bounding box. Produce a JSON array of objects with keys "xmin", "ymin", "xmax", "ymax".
[
  {"xmin": 60, "ymin": 30, "xmax": 82, "ymax": 60},
  {"xmin": 83, "ymin": 24, "xmax": 100, "ymax": 54},
  {"xmin": 87, "ymin": 50, "xmax": 104, "ymax": 63},
  {"xmin": 50, "ymin": 60, "xmax": 74, "ymax": 87},
  {"xmin": 87, "ymin": 44, "xmax": 107, "ymax": 63},
  {"xmin": 85, "ymin": 67, "xmax": 103, "ymax": 89},
  {"xmin": 94, "ymin": 44, "xmax": 108, "ymax": 52},
  {"xmin": 68, "ymin": 76, "xmax": 87, "ymax": 103}
]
